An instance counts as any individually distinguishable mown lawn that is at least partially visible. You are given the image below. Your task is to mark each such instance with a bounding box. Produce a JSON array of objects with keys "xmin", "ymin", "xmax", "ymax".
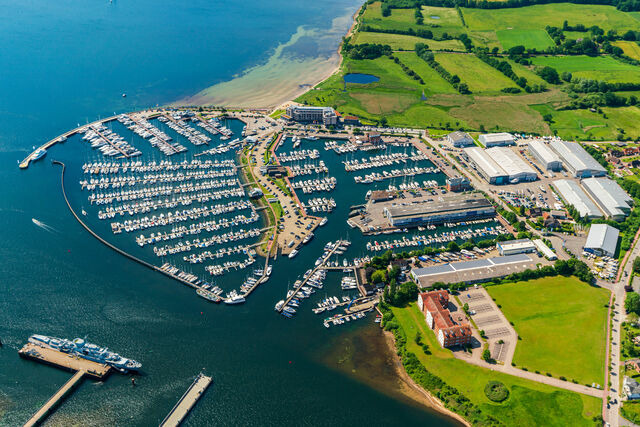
[
  {"xmin": 530, "ymin": 55, "xmax": 640, "ymax": 83},
  {"xmin": 434, "ymin": 53, "xmax": 519, "ymax": 93},
  {"xmin": 463, "ymin": 3, "xmax": 640, "ymax": 32},
  {"xmin": 486, "ymin": 276, "xmax": 609, "ymax": 385},
  {"xmin": 496, "ymin": 29, "xmax": 555, "ymax": 50},
  {"xmin": 352, "ymin": 32, "xmax": 464, "ymax": 51},
  {"xmin": 391, "ymin": 303, "xmax": 601, "ymax": 426}
]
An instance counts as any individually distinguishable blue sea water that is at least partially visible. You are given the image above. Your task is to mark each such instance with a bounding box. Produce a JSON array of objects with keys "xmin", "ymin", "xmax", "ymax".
[{"xmin": 0, "ymin": 1, "xmax": 457, "ymax": 425}]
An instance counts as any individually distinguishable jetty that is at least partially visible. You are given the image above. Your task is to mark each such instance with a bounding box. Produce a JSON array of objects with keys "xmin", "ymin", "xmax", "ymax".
[
  {"xmin": 19, "ymin": 343, "xmax": 112, "ymax": 426},
  {"xmin": 160, "ymin": 373, "xmax": 212, "ymax": 427}
]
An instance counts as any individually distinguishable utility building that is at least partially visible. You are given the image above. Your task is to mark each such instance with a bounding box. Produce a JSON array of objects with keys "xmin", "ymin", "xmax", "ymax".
[
  {"xmin": 549, "ymin": 140, "xmax": 606, "ymax": 178},
  {"xmin": 552, "ymin": 179, "xmax": 603, "ymax": 219},
  {"xmin": 486, "ymin": 147, "xmax": 538, "ymax": 183},
  {"xmin": 447, "ymin": 131, "xmax": 475, "ymax": 148},
  {"xmin": 478, "ymin": 132, "xmax": 515, "ymax": 147},
  {"xmin": 581, "ymin": 177, "xmax": 633, "ymax": 221},
  {"xmin": 528, "ymin": 140, "xmax": 563, "ymax": 171},
  {"xmin": 463, "ymin": 147, "xmax": 508, "ymax": 184},
  {"xmin": 584, "ymin": 224, "xmax": 619, "ymax": 257},
  {"xmin": 383, "ymin": 193, "xmax": 494, "ymax": 227}
]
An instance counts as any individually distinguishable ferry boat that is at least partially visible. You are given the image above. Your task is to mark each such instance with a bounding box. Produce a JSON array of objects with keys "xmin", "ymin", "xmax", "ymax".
[
  {"xmin": 28, "ymin": 334, "xmax": 141, "ymax": 372},
  {"xmin": 224, "ymin": 290, "xmax": 246, "ymax": 305},
  {"xmin": 31, "ymin": 148, "xmax": 47, "ymax": 161}
]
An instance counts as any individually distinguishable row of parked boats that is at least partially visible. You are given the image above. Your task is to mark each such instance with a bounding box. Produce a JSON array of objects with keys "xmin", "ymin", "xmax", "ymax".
[
  {"xmin": 205, "ymin": 256, "xmax": 257, "ymax": 276},
  {"xmin": 287, "ymin": 160, "xmax": 328, "ymax": 177},
  {"xmin": 291, "ymin": 176, "xmax": 337, "ymax": 194},
  {"xmin": 302, "ymin": 197, "xmax": 336, "ymax": 213},
  {"xmin": 278, "ymin": 149, "xmax": 320, "ymax": 162},
  {"xmin": 118, "ymin": 114, "xmax": 187, "ymax": 156},
  {"xmin": 353, "ymin": 166, "xmax": 438, "ymax": 184},
  {"xmin": 82, "ymin": 159, "xmax": 236, "ymax": 175},
  {"xmin": 343, "ymin": 152, "xmax": 428, "ymax": 172},
  {"xmin": 80, "ymin": 168, "xmax": 236, "ymax": 190},
  {"xmin": 82, "ymin": 124, "xmax": 142, "ymax": 158},
  {"xmin": 158, "ymin": 115, "xmax": 211, "ymax": 146}
]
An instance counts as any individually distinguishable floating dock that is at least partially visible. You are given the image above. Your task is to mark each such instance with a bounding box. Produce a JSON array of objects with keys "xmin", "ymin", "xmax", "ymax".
[
  {"xmin": 19, "ymin": 343, "xmax": 112, "ymax": 426},
  {"xmin": 160, "ymin": 373, "xmax": 212, "ymax": 427}
]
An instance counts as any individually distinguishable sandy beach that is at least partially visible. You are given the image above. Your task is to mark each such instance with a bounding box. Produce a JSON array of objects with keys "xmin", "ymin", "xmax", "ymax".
[{"xmin": 178, "ymin": 4, "xmax": 361, "ymax": 109}]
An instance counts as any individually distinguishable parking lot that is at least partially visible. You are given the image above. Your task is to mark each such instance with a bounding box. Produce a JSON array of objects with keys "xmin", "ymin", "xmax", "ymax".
[{"xmin": 461, "ymin": 287, "xmax": 517, "ymax": 364}]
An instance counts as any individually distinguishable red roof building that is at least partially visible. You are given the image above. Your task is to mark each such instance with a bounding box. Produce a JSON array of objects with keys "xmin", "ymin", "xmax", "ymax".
[{"xmin": 417, "ymin": 290, "xmax": 472, "ymax": 348}]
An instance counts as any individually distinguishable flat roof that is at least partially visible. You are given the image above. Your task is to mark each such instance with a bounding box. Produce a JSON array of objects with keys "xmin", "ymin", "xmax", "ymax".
[
  {"xmin": 498, "ymin": 239, "xmax": 535, "ymax": 250},
  {"xmin": 528, "ymin": 140, "xmax": 562, "ymax": 165},
  {"xmin": 385, "ymin": 193, "xmax": 492, "ymax": 219},
  {"xmin": 413, "ymin": 254, "xmax": 533, "ymax": 277},
  {"xmin": 486, "ymin": 147, "xmax": 536, "ymax": 178},
  {"xmin": 479, "ymin": 133, "xmax": 514, "ymax": 143},
  {"xmin": 581, "ymin": 177, "xmax": 632, "ymax": 219}
]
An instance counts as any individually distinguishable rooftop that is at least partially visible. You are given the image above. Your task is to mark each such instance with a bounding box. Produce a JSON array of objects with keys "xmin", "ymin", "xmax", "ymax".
[
  {"xmin": 549, "ymin": 140, "xmax": 606, "ymax": 175},
  {"xmin": 552, "ymin": 179, "xmax": 602, "ymax": 219},
  {"xmin": 585, "ymin": 224, "xmax": 619, "ymax": 255}
]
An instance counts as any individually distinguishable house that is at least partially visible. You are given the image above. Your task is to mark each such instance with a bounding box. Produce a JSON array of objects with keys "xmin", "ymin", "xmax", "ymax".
[
  {"xmin": 625, "ymin": 147, "xmax": 639, "ymax": 156},
  {"xmin": 527, "ymin": 207, "xmax": 542, "ymax": 217},
  {"xmin": 366, "ymin": 132, "xmax": 382, "ymax": 144},
  {"xmin": 447, "ymin": 131, "xmax": 475, "ymax": 148},
  {"xmin": 343, "ymin": 115, "xmax": 360, "ymax": 126},
  {"xmin": 624, "ymin": 376, "xmax": 640, "ymax": 400},
  {"xmin": 417, "ymin": 290, "xmax": 472, "ymax": 348},
  {"xmin": 626, "ymin": 359, "xmax": 640, "ymax": 374},
  {"xmin": 550, "ymin": 210, "xmax": 567, "ymax": 219},
  {"xmin": 446, "ymin": 176, "xmax": 472, "ymax": 192},
  {"xmin": 611, "ymin": 149, "xmax": 624, "ymax": 158}
]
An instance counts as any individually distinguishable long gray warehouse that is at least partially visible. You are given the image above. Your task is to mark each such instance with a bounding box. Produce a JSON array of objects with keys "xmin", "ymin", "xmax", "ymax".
[
  {"xmin": 549, "ymin": 140, "xmax": 606, "ymax": 178},
  {"xmin": 581, "ymin": 177, "xmax": 633, "ymax": 221},
  {"xmin": 463, "ymin": 147, "xmax": 536, "ymax": 184},
  {"xmin": 383, "ymin": 193, "xmax": 495, "ymax": 227},
  {"xmin": 584, "ymin": 224, "xmax": 619, "ymax": 257},
  {"xmin": 528, "ymin": 140, "xmax": 563, "ymax": 171},
  {"xmin": 551, "ymin": 179, "xmax": 603, "ymax": 219}
]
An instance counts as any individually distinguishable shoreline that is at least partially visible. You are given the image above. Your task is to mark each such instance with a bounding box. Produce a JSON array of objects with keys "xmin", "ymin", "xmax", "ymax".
[
  {"xmin": 178, "ymin": 3, "xmax": 362, "ymax": 110},
  {"xmin": 382, "ymin": 329, "xmax": 471, "ymax": 427}
]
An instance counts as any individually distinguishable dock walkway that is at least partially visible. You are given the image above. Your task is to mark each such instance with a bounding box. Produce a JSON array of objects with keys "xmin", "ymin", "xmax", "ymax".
[
  {"xmin": 23, "ymin": 370, "xmax": 86, "ymax": 427},
  {"xmin": 160, "ymin": 373, "xmax": 212, "ymax": 427}
]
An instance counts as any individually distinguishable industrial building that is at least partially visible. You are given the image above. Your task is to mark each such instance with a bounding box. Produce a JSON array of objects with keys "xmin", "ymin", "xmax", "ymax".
[
  {"xmin": 581, "ymin": 177, "xmax": 633, "ymax": 221},
  {"xmin": 551, "ymin": 179, "xmax": 603, "ymax": 219},
  {"xmin": 528, "ymin": 140, "xmax": 563, "ymax": 171},
  {"xmin": 478, "ymin": 132, "xmax": 515, "ymax": 147},
  {"xmin": 584, "ymin": 224, "xmax": 619, "ymax": 257},
  {"xmin": 463, "ymin": 147, "xmax": 508, "ymax": 184},
  {"xmin": 533, "ymin": 239, "xmax": 557, "ymax": 260},
  {"xmin": 383, "ymin": 193, "xmax": 494, "ymax": 227},
  {"xmin": 417, "ymin": 290, "xmax": 472, "ymax": 348},
  {"xmin": 497, "ymin": 239, "xmax": 536, "ymax": 256},
  {"xmin": 410, "ymin": 254, "xmax": 538, "ymax": 287},
  {"xmin": 549, "ymin": 140, "xmax": 607, "ymax": 178},
  {"xmin": 463, "ymin": 147, "xmax": 536, "ymax": 184},
  {"xmin": 486, "ymin": 147, "xmax": 537, "ymax": 182},
  {"xmin": 447, "ymin": 131, "xmax": 475, "ymax": 148},
  {"xmin": 284, "ymin": 106, "xmax": 338, "ymax": 125}
]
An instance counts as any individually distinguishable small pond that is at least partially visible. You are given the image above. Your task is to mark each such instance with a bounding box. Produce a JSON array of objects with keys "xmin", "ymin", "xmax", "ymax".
[
  {"xmin": 430, "ymin": 15, "xmax": 440, "ymax": 19},
  {"xmin": 343, "ymin": 73, "xmax": 380, "ymax": 84}
]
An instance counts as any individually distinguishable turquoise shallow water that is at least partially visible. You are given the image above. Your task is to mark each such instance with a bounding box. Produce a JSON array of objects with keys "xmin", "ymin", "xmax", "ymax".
[{"xmin": 0, "ymin": 2, "xmax": 458, "ymax": 425}]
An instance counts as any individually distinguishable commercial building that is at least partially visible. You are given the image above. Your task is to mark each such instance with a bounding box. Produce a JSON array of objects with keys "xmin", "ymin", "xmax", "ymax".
[
  {"xmin": 533, "ymin": 239, "xmax": 557, "ymax": 260},
  {"xmin": 446, "ymin": 175, "xmax": 471, "ymax": 192},
  {"xmin": 410, "ymin": 254, "xmax": 538, "ymax": 287},
  {"xmin": 528, "ymin": 140, "xmax": 562, "ymax": 171},
  {"xmin": 383, "ymin": 193, "xmax": 494, "ymax": 227},
  {"xmin": 551, "ymin": 179, "xmax": 603, "ymax": 220},
  {"xmin": 549, "ymin": 140, "xmax": 607, "ymax": 178},
  {"xmin": 624, "ymin": 377, "xmax": 640, "ymax": 400},
  {"xmin": 478, "ymin": 132, "xmax": 515, "ymax": 147},
  {"xmin": 463, "ymin": 147, "xmax": 508, "ymax": 184},
  {"xmin": 584, "ymin": 224, "xmax": 619, "ymax": 257},
  {"xmin": 417, "ymin": 290, "xmax": 472, "ymax": 348},
  {"xmin": 285, "ymin": 106, "xmax": 338, "ymax": 125},
  {"xmin": 486, "ymin": 147, "xmax": 538, "ymax": 183},
  {"xmin": 447, "ymin": 131, "xmax": 475, "ymax": 148},
  {"xmin": 581, "ymin": 177, "xmax": 633, "ymax": 221},
  {"xmin": 464, "ymin": 147, "xmax": 536, "ymax": 184},
  {"xmin": 497, "ymin": 239, "xmax": 536, "ymax": 256}
]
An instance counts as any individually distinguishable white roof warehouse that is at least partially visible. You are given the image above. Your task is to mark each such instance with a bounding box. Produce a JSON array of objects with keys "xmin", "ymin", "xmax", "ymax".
[
  {"xmin": 584, "ymin": 224, "xmax": 619, "ymax": 257},
  {"xmin": 549, "ymin": 140, "xmax": 606, "ymax": 178},
  {"xmin": 581, "ymin": 177, "xmax": 633, "ymax": 221}
]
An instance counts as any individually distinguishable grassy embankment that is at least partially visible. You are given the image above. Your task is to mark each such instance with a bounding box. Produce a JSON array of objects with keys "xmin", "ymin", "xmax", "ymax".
[
  {"xmin": 486, "ymin": 276, "xmax": 609, "ymax": 385},
  {"xmin": 296, "ymin": 1, "xmax": 640, "ymax": 139},
  {"xmin": 387, "ymin": 302, "xmax": 602, "ymax": 425}
]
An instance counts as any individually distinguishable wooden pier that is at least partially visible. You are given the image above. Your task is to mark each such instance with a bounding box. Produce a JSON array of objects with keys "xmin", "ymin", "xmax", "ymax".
[
  {"xmin": 19, "ymin": 343, "xmax": 112, "ymax": 426},
  {"xmin": 160, "ymin": 373, "xmax": 212, "ymax": 427}
]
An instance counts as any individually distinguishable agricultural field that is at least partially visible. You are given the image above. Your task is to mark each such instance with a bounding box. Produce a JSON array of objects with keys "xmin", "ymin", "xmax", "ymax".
[
  {"xmin": 496, "ymin": 29, "xmax": 555, "ymax": 50},
  {"xmin": 487, "ymin": 276, "xmax": 609, "ymax": 385},
  {"xmin": 613, "ymin": 40, "xmax": 640, "ymax": 60},
  {"xmin": 463, "ymin": 4, "xmax": 640, "ymax": 33},
  {"xmin": 390, "ymin": 303, "xmax": 602, "ymax": 426},
  {"xmin": 395, "ymin": 52, "xmax": 457, "ymax": 94},
  {"xmin": 352, "ymin": 32, "xmax": 464, "ymax": 51},
  {"xmin": 531, "ymin": 55, "xmax": 640, "ymax": 83},
  {"xmin": 434, "ymin": 53, "xmax": 518, "ymax": 93}
]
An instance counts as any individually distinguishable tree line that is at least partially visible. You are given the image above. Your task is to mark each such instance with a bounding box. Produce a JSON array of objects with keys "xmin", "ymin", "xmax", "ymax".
[{"xmin": 415, "ymin": 43, "xmax": 471, "ymax": 93}]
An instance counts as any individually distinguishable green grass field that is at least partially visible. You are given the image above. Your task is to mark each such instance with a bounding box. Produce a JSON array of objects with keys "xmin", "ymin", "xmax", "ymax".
[
  {"xmin": 352, "ymin": 32, "xmax": 465, "ymax": 51},
  {"xmin": 531, "ymin": 55, "xmax": 640, "ymax": 83},
  {"xmin": 496, "ymin": 29, "xmax": 555, "ymax": 50},
  {"xmin": 434, "ymin": 53, "xmax": 518, "ymax": 93},
  {"xmin": 395, "ymin": 52, "xmax": 457, "ymax": 94},
  {"xmin": 463, "ymin": 4, "xmax": 640, "ymax": 32},
  {"xmin": 361, "ymin": 2, "xmax": 465, "ymax": 38},
  {"xmin": 486, "ymin": 276, "xmax": 609, "ymax": 384},
  {"xmin": 420, "ymin": 6, "xmax": 463, "ymax": 29},
  {"xmin": 391, "ymin": 303, "xmax": 601, "ymax": 426},
  {"xmin": 613, "ymin": 40, "xmax": 640, "ymax": 60}
]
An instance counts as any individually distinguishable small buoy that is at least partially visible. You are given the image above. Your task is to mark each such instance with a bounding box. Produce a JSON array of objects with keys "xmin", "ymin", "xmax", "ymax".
[
  {"xmin": 122, "ymin": 93, "xmax": 127, "ymax": 98},
  {"xmin": 131, "ymin": 378, "xmax": 136, "ymax": 386}
]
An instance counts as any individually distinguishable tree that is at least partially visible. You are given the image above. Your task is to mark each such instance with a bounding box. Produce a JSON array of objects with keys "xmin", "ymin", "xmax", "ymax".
[
  {"xmin": 633, "ymin": 256, "xmax": 640, "ymax": 274},
  {"xmin": 371, "ymin": 269, "xmax": 387, "ymax": 284},
  {"xmin": 447, "ymin": 241, "xmax": 460, "ymax": 252},
  {"xmin": 380, "ymin": 117, "xmax": 388, "ymax": 127},
  {"xmin": 626, "ymin": 292, "xmax": 640, "ymax": 315},
  {"xmin": 482, "ymin": 349, "xmax": 492, "ymax": 362},
  {"xmin": 538, "ymin": 66, "xmax": 560, "ymax": 84}
]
